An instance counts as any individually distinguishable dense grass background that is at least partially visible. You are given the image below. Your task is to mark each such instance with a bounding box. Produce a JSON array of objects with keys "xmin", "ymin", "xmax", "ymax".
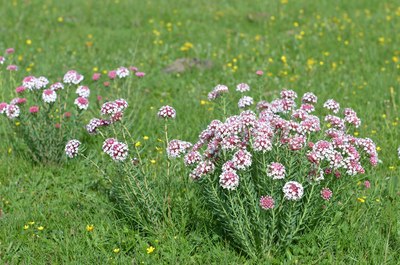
[{"xmin": 1, "ymin": 0, "xmax": 399, "ymax": 263}]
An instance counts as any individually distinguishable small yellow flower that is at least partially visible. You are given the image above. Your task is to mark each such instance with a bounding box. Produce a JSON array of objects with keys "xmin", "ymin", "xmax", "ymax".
[
  {"xmin": 135, "ymin": 141, "xmax": 141, "ymax": 147},
  {"xmin": 93, "ymin": 67, "xmax": 98, "ymax": 72},
  {"xmin": 357, "ymin": 198, "xmax": 365, "ymax": 203},
  {"xmin": 150, "ymin": 159, "xmax": 156, "ymax": 164},
  {"xmin": 86, "ymin": 224, "xmax": 94, "ymax": 232},
  {"xmin": 23, "ymin": 225, "xmax": 29, "ymax": 230},
  {"xmin": 353, "ymin": 131, "xmax": 359, "ymax": 136},
  {"xmin": 102, "ymin": 70, "xmax": 108, "ymax": 74},
  {"xmin": 113, "ymin": 248, "xmax": 120, "ymax": 253},
  {"xmin": 200, "ymin": 100, "xmax": 207, "ymax": 105},
  {"xmin": 389, "ymin": 166, "xmax": 395, "ymax": 170},
  {"xmin": 26, "ymin": 39, "xmax": 32, "ymax": 45},
  {"xmin": 57, "ymin": 16, "xmax": 63, "ymax": 22},
  {"xmin": 143, "ymin": 136, "xmax": 149, "ymax": 140},
  {"xmin": 376, "ymin": 146, "xmax": 381, "ymax": 151},
  {"xmin": 15, "ymin": 122, "xmax": 20, "ymax": 126},
  {"xmin": 8, "ymin": 148, "xmax": 12, "ymax": 154},
  {"xmin": 37, "ymin": 226, "xmax": 44, "ymax": 231},
  {"xmin": 28, "ymin": 221, "xmax": 35, "ymax": 225},
  {"xmin": 147, "ymin": 246, "xmax": 155, "ymax": 254}
]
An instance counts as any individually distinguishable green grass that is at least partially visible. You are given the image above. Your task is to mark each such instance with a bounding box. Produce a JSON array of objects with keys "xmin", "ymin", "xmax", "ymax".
[{"xmin": 1, "ymin": 0, "xmax": 400, "ymax": 263}]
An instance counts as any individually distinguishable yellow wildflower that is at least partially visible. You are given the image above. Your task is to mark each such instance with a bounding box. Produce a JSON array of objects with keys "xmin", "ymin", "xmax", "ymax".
[
  {"xmin": 357, "ymin": 198, "xmax": 365, "ymax": 203},
  {"xmin": 147, "ymin": 246, "xmax": 155, "ymax": 254}
]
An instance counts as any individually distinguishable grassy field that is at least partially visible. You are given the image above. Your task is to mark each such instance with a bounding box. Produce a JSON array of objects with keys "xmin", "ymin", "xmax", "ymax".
[{"xmin": 0, "ymin": 0, "xmax": 399, "ymax": 264}]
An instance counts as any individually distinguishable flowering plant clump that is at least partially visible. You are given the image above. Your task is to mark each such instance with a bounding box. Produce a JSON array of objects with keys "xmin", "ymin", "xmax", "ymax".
[
  {"xmin": 169, "ymin": 85, "xmax": 378, "ymax": 257},
  {"xmin": 0, "ymin": 48, "xmax": 142, "ymax": 164},
  {"xmin": 65, "ymin": 98, "xmax": 179, "ymax": 231},
  {"xmin": 0, "ymin": 65, "xmax": 91, "ymax": 163}
]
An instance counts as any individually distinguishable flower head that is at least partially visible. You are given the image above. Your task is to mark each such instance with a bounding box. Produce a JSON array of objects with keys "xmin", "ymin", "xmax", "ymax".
[
  {"xmin": 102, "ymin": 139, "xmax": 129, "ymax": 161},
  {"xmin": 86, "ymin": 118, "xmax": 109, "ymax": 134},
  {"xmin": 158, "ymin": 105, "xmax": 176, "ymax": 119},
  {"xmin": 301, "ymin": 92, "xmax": 318, "ymax": 104},
  {"xmin": 208, "ymin": 84, "xmax": 228, "ymax": 100},
  {"xmin": 232, "ymin": 149, "xmax": 252, "ymax": 170},
  {"xmin": 267, "ymin": 162, "xmax": 286, "ymax": 180},
  {"xmin": 364, "ymin": 180, "xmax": 371, "ymax": 189},
  {"xmin": 146, "ymin": 246, "xmax": 155, "ymax": 254},
  {"xmin": 76, "ymin": 86, "xmax": 90, "ymax": 98},
  {"xmin": 323, "ymin": 99, "xmax": 340, "ymax": 113},
  {"xmin": 320, "ymin": 188, "xmax": 332, "ymax": 201},
  {"xmin": 29, "ymin": 106, "xmax": 39, "ymax": 114},
  {"xmin": 6, "ymin": 65, "xmax": 18, "ymax": 71},
  {"xmin": 63, "ymin": 70, "xmax": 84, "ymax": 84},
  {"xmin": 260, "ymin": 195, "xmax": 275, "ymax": 209},
  {"xmin": 92, "ymin": 73, "xmax": 101, "ymax": 81},
  {"xmin": 50, "ymin": 82, "xmax": 64, "ymax": 91},
  {"xmin": 22, "ymin": 76, "xmax": 37, "ymax": 90},
  {"xmin": 219, "ymin": 170, "xmax": 240, "ymax": 190},
  {"xmin": 167, "ymin": 140, "xmax": 192, "ymax": 158},
  {"xmin": 0, "ymin": 102, "xmax": 8, "ymax": 114},
  {"xmin": 74, "ymin": 97, "xmax": 89, "ymax": 110},
  {"xmin": 6, "ymin": 48, "xmax": 15, "ymax": 54},
  {"xmin": 5, "ymin": 104, "xmax": 20, "ymax": 119},
  {"xmin": 116, "ymin": 66, "xmax": 130, "ymax": 78},
  {"xmin": 35, "ymin": 76, "xmax": 49, "ymax": 89},
  {"xmin": 10, "ymin": 98, "xmax": 27, "ymax": 105},
  {"xmin": 42, "ymin": 89, "xmax": 57, "ymax": 103},
  {"xmin": 65, "ymin": 139, "xmax": 81, "ymax": 158},
  {"xmin": 238, "ymin": 96, "xmax": 254, "ymax": 109},
  {"xmin": 236, "ymin": 83, "xmax": 250, "ymax": 93},
  {"xmin": 135, "ymin": 72, "xmax": 145, "ymax": 77},
  {"xmin": 108, "ymin": 70, "xmax": 117, "ymax": 79},
  {"xmin": 283, "ymin": 181, "xmax": 304, "ymax": 200},
  {"xmin": 15, "ymin": 86, "xmax": 26, "ymax": 94}
]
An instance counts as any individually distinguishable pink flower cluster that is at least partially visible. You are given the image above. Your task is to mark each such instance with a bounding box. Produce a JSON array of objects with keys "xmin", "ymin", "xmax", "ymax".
[
  {"xmin": 85, "ymin": 98, "xmax": 128, "ymax": 134},
  {"xmin": 22, "ymin": 76, "xmax": 49, "ymax": 90},
  {"xmin": 167, "ymin": 140, "xmax": 192, "ymax": 158},
  {"xmin": 65, "ymin": 139, "xmax": 81, "ymax": 158},
  {"xmin": 267, "ymin": 162, "xmax": 286, "ymax": 180},
  {"xmin": 158, "ymin": 105, "xmax": 176, "ymax": 119},
  {"xmin": 208, "ymin": 84, "xmax": 229, "ymax": 100},
  {"xmin": 260, "ymin": 195, "xmax": 275, "ymax": 209},
  {"xmin": 42, "ymin": 89, "xmax": 57, "ymax": 103},
  {"xmin": 283, "ymin": 181, "xmax": 304, "ymax": 200},
  {"xmin": 63, "ymin": 70, "xmax": 84, "ymax": 85},
  {"xmin": 236, "ymin": 83, "xmax": 250, "ymax": 93},
  {"xmin": 76, "ymin": 86, "xmax": 90, "ymax": 98},
  {"xmin": 238, "ymin": 96, "xmax": 254, "ymax": 109},
  {"xmin": 102, "ymin": 138, "xmax": 129, "ymax": 161}
]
